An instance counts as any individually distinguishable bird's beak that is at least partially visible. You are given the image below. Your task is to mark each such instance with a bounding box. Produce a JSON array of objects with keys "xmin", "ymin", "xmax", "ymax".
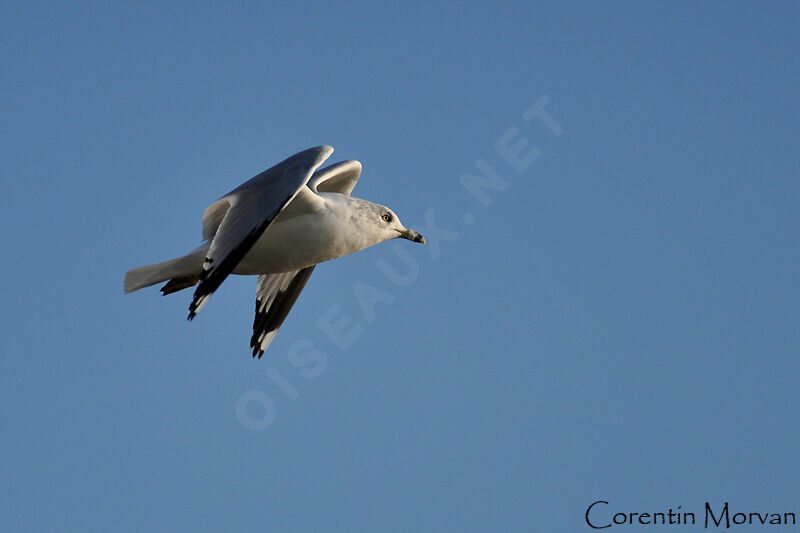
[{"xmin": 400, "ymin": 228, "xmax": 425, "ymax": 244}]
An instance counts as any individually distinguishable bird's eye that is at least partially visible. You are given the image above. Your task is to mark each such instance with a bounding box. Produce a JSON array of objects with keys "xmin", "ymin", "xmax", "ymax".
[{"xmin": 382, "ymin": 213, "xmax": 392, "ymax": 223}]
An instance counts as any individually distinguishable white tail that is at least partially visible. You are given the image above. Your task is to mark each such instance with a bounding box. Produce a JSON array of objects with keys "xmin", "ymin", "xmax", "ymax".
[{"xmin": 124, "ymin": 245, "xmax": 208, "ymax": 294}]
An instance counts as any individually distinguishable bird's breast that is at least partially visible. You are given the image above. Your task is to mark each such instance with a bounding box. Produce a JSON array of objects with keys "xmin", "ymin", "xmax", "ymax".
[{"xmin": 232, "ymin": 210, "xmax": 354, "ymax": 275}]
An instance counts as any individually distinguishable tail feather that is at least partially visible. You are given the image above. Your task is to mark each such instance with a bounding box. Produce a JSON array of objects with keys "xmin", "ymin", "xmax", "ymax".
[{"xmin": 124, "ymin": 246, "xmax": 207, "ymax": 294}]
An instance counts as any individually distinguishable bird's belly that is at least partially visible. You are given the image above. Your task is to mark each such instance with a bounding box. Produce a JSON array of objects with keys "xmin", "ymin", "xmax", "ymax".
[{"xmin": 232, "ymin": 213, "xmax": 348, "ymax": 275}]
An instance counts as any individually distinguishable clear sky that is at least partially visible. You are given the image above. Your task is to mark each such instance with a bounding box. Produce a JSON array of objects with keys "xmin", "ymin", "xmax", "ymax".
[{"xmin": 3, "ymin": 1, "xmax": 800, "ymax": 531}]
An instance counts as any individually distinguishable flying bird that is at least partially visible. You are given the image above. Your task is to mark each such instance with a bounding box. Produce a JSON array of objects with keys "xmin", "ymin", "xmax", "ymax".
[{"xmin": 124, "ymin": 145, "xmax": 425, "ymax": 357}]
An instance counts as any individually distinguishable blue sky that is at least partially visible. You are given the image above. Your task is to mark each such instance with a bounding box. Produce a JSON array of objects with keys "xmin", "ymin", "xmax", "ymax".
[{"xmin": 2, "ymin": 1, "xmax": 799, "ymax": 531}]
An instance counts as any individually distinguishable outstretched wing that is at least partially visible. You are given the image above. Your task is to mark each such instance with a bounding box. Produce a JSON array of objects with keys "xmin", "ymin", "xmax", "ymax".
[
  {"xmin": 251, "ymin": 267, "xmax": 315, "ymax": 358},
  {"xmin": 188, "ymin": 145, "xmax": 333, "ymax": 319}
]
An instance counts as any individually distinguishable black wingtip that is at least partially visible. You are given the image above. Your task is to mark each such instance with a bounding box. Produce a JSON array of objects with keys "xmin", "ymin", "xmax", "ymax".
[
  {"xmin": 188, "ymin": 300, "xmax": 199, "ymax": 321},
  {"xmin": 251, "ymin": 348, "xmax": 264, "ymax": 359},
  {"xmin": 250, "ymin": 340, "xmax": 264, "ymax": 359},
  {"xmin": 188, "ymin": 284, "xmax": 211, "ymax": 321}
]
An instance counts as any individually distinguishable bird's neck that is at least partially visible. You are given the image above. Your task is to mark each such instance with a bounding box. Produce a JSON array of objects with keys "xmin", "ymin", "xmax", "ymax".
[{"xmin": 326, "ymin": 195, "xmax": 387, "ymax": 252}]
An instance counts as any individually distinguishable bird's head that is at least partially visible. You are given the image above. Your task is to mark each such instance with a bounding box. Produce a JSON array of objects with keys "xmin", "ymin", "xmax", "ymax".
[
  {"xmin": 345, "ymin": 198, "xmax": 425, "ymax": 249},
  {"xmin": 369, "ymin": 204, "xmax": 425, "ymax": 244},
  {"xmin": 376, "ymin": 207, "xmax": 425, "ymax": 244}
]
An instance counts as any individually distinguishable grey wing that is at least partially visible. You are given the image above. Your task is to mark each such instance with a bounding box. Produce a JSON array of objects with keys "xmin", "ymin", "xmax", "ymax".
[
  {"xmin": 188, "ymin": 145, "xmax": 333, "ymax": 319},
  {"xmin": 250, "ymin": 267, "xmax": 315, "ymax": 358},
  {"xmin": 308, "ymin": 159, "xmax": 362, "ymax": 196}
]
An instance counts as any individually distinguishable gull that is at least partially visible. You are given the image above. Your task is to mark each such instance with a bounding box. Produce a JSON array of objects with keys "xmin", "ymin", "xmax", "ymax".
[{"xmin": 124, "ymin": 145, "xmax": 425, "ymax": 358}]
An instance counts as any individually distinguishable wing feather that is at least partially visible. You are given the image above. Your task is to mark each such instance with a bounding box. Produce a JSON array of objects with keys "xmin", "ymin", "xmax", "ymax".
[
  {"xmin": 308, "ymin": 160, "xmax": 362, "ymax": 196},
  {"xmin": 251, "ymin": 267, "xmax": 315, "ymax": 357},
  {"xmin": 202, "ymin": 198, "xmax": 231, "ymax": 241}
]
